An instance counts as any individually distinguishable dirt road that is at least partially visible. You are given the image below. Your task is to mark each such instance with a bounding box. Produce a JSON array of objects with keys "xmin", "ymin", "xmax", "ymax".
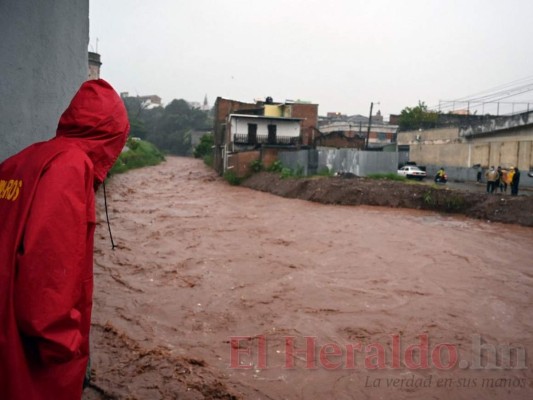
[{"xmin": 84, "ymin": 157, "xmax": 533, "ymax": 399}]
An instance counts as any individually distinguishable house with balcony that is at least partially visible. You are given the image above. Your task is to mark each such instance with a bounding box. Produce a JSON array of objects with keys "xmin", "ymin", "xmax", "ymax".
[
  {"xmin": 230, "ymin": 114, "xmax": 302, "ymax": 147},
  {"xmin": 213, "ymin": 96, "xmax": 318, "ymax": 176}
]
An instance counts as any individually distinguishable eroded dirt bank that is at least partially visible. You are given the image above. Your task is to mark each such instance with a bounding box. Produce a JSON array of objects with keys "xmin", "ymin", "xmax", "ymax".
[
  {"xmin": 84, "ymin": 157, "xmax": 533, "ymax": 399},
  {"xmin": 242, "ymin": 172, "xmax": 533, "ymax": 227}
]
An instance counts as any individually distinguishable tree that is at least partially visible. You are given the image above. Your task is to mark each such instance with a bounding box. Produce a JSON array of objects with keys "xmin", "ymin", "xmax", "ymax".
[
  {"xmin": 122, "ymin": 96, "xmax": 148, "ymax": 119},
  {"xmin": 193, "ymin": 133, "xmax": 214, "ymax": 159},
  {"xmin": 128, "ymin": 118, "xmax": 148, "ymax": 139},
  {"xmin": 121, "ymin": 96, "xmax": 212, "ymax": 156},
  {"xmin": 398, "ymin": 101, "xmax": 439, "ymax": 131}
]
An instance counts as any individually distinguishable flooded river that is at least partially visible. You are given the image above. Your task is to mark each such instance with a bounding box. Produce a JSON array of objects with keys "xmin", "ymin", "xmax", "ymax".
[{"xmin": 86, "ymin": 157, "xmax": 533, "ymax": 399}]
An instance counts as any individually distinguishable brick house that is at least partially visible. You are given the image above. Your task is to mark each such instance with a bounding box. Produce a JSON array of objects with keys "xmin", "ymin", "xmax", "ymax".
[{"xmin": 213, "ymin": 97, "xmax": 318, "ymax": 176}]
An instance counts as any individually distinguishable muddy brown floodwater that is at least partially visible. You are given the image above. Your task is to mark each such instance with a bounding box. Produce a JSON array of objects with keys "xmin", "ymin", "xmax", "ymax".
[{"xmin": 83, "ymin": 157, "xmax": 533, "ymax": 400}]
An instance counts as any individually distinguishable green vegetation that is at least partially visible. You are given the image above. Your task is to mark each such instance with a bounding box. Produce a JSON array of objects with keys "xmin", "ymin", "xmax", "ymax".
[
  {"xmin": 445, "ymin": 195, "xmax": 465, "ymax": 211},
  {"xmin": 367, "ymin": 173, "xmax": 407, "ymax": 182},
  {"xmin": 203, "ymin": 154, "xmax": 213, "ymax": 167},
  {"xmin": 422, "ymin": 189, "xmax": 434, "ymax": 205},
  {"xmin": 193, "ymin": 133, "xmax": 214, "ymax": 158},
  {"xmin": 422, "ymin": 188, "xmax": 466, "ymax": 212},
  {"xmin": 279, "ymin": 164, "xmax": 305, "ymax": 179},
  {"xmin": 398, "ymin": 101, "xmax": 439, "ymax": 131},
  {"xmin": 263, "ymin": 160, "xmax": 305, "ymax": 178},
  {"xmin": 317, "ymin": 167, "xmax": 333, "ymax": 176},
  {"xmin": 109, "ymin": 138, "xmax": 165, "ymax": 175},
  {"xmin": 192, "ymin": 133, "xmax": 214, "ymax": 167},
  {"xmin": 123, "ymin": 97, "xmax": 212, "ymax": 156},
  {"xmin": 223, "ymin": 170, "xmax": 241, "ymax": 185},
  {"xmin": 266, "ymin": 160, "xmax": 283, "ymax": 173},
  {"xmin": 250, "ymin": 159, "xmax": 263, "ymax": 173},
  {"xmin": 280, "ymin": 167, "xmax": 294, "ymax": 179}
]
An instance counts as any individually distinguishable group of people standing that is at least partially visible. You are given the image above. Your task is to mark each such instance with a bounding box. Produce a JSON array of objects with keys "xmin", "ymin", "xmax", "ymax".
[{"xmin": 485, "ymin": 166, "xmax": 520, "ymax": 196}]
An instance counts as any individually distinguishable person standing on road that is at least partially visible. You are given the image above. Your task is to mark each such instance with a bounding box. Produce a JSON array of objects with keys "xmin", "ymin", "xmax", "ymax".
[
  {"xmin": 497, "ymin": 166, "xmax": 507, "ymax": 193},
  {"xmin": 500, "ymin": 168, "xmax": 510, "ymax": 193},
  {"xmin": 511, "ymin": 167, "xmax": 521, "ymax": 196},
  {"xmin": 0, "ymin": 79, "xmax": 129, "ymax": 400},
  {"xmin": 477, "ymin": 165, "xmax": 483, "ymax": 183},
  {"xmin": 508, "ymin": 167, "xmax": 515, "ymax": 189},
  {"xmin": 485, "ymin": 166, "xmax": 498, "ymax": 194}
]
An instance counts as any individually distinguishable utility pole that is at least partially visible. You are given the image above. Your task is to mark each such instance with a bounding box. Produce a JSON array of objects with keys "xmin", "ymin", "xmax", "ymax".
[{"xmin": 365, "ymin": 102, "xmax": 374, "ymax": 150}]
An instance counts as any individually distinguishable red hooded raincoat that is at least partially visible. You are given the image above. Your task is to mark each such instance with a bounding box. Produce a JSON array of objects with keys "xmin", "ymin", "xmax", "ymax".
[{"xmin": 0, "ymin": 79, "xmax": 129, "ymax": 399}]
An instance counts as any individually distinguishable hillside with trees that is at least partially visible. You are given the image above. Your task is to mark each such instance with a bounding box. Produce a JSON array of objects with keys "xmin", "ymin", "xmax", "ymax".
[{"xmin": 122, "ymin": 97, "xmax": 212, "ymax": 156}]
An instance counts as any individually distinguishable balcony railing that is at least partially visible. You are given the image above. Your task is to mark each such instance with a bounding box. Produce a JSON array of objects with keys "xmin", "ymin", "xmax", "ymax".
[{"xmin": 233, "ymin": 133, "xmax": 300, "ymax": 146}]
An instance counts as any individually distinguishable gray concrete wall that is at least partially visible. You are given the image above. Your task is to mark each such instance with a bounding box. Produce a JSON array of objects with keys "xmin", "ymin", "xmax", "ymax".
[
  {"xmin": 318, "ymin": 148, "xmax": 398, "ymax": 176},
  {"xmin": 0, "ymin": 0, "xmax": 89, "ymax": 161},
  {"xmin": 460, "ymin": 110, "xmax": 533, "ymax": 138},
  {"xmin": 397, "ymin": 127, "xmax": 460, "ymax": 145},
  {"xmin": 405, "ymin": 140, "xmax": 533, "ymax": 171},
  {"xmin": 423, "ymin": 165, "xmax": 479, "ymax": 183},
  {"xmin": 279, "ymin": 148, "xmax": 398, "ymax": 177},
  {"xmin": 423, "ymin": 164, "xmax": 533, "ymax": 188},
  {"xmin": 278, "ymin": 150, "xmax": 311, "ymax": 176},
  {"xmin": 398, "ymin": 119, "xmax": 533, "ymax": 172}
]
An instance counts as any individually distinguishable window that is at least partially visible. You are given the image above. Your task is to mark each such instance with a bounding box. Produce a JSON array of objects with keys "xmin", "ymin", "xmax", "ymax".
[
  {"xmin": 377, "ymin": 132, "xmax": 387, "ymax": 141},
  {"xmin": 267, "ymin": 124, "xmax": 277, "ymax": 144},
  {"xmin": 248, "ymin": 123, "xmax": 257, "ymax": 144}
]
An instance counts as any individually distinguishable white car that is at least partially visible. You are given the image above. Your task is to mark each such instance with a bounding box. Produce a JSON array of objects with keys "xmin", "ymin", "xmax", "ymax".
[{"xmin": 397, "ymin": 165, "xmax": 427, "ymax": 180}]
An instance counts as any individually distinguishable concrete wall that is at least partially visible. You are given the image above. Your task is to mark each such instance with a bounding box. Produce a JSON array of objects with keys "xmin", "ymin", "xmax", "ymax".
[
  {"xmin": 0, "ymin": 0, "xmax": 89, "ymax": 161},
  {"xmin": 408, "ymin": 143, "xmax": 469, "ymax": 167},
  {"xmin": 460, "ymin": 110, "xmax": 533, "ymax": 138},
  {"xmin": 407, "ymin": 140, "xmax": 533, "ymax": 171},
  {"xmin": 279, "ymin": 150, "xmax": 312, "ymax": 176},
  {"xmin": 397, "ymin": 127, "xmax": 460, "ymax": 145},
  {"xmin": 318, "ymin": 148, "xmax": 399, "ymax": 176},
  {"xmin": 421, "ymin": 164, "xmax": 533, "ymax": 188},
  {"xmin": 394, "ymin": 116, "xmax": 533, "ymax": 186},
  {"xmin": 423, "ymin": 165, "xmax": 479, "ymax": 183},
  {"xmin": 399, "ymin": 124, "xmax": 533, "ymax": 172},
  {"xmin": 279, "ymin": 148, "xmax": 398, "ymax": 177},
  {"xmin": 464, "ymin": 124, "xmax": 533, "ymax": 143}
]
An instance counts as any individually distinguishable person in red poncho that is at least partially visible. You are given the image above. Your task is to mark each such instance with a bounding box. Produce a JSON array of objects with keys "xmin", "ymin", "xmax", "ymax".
[{"xmin": 0, "ymin": 79, "xmax": 130, "ymax": 400}]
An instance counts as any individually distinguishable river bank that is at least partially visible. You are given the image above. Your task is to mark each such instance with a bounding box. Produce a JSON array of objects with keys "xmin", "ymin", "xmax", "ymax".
[{"xmin": 242, "ymin": 172, "xmax": 533, "ymax": 227}]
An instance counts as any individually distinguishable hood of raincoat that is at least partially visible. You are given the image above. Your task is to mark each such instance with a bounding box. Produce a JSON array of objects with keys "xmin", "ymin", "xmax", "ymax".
[{"xmin": 56, "ymin": 79, "xmax": 130, "ymax": 183}]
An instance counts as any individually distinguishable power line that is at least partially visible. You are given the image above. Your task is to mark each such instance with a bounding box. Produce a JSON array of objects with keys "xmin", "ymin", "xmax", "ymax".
[
  {"xmin": 432, "ymin": 76, "xmax": 533, "ymax": 115},
  {"xmin": 452, "ymin": 75, "xmax": 533, "ymax": 102}
]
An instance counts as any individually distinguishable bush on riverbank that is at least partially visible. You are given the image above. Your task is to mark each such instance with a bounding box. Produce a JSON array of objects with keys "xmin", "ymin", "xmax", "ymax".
[{"xmin": 110, "ymin": 138, "xmax": 165, "ymax": 175}]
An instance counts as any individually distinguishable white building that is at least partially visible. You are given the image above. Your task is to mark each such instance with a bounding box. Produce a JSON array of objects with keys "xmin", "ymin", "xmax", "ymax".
[{"xmin": 227, "ymin": 114, "xmax": 302, "ymax": 150}]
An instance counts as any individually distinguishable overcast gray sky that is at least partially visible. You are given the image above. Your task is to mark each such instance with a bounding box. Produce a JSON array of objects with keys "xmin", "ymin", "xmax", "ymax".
[{"xmin": 89, "ymin": 0, "xmax": 533, "ymax": 118}]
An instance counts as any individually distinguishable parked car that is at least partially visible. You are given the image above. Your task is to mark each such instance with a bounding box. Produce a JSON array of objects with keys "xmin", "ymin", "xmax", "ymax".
[{"xmin": 397, "ymin": 165, "xmax": 427, "ymax": 180}]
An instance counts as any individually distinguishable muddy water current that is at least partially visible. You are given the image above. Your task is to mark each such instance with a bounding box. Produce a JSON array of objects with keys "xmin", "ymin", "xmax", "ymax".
[{"xmin": 86, "ymin": 157, "xmax": 533, "ymax": 399}]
